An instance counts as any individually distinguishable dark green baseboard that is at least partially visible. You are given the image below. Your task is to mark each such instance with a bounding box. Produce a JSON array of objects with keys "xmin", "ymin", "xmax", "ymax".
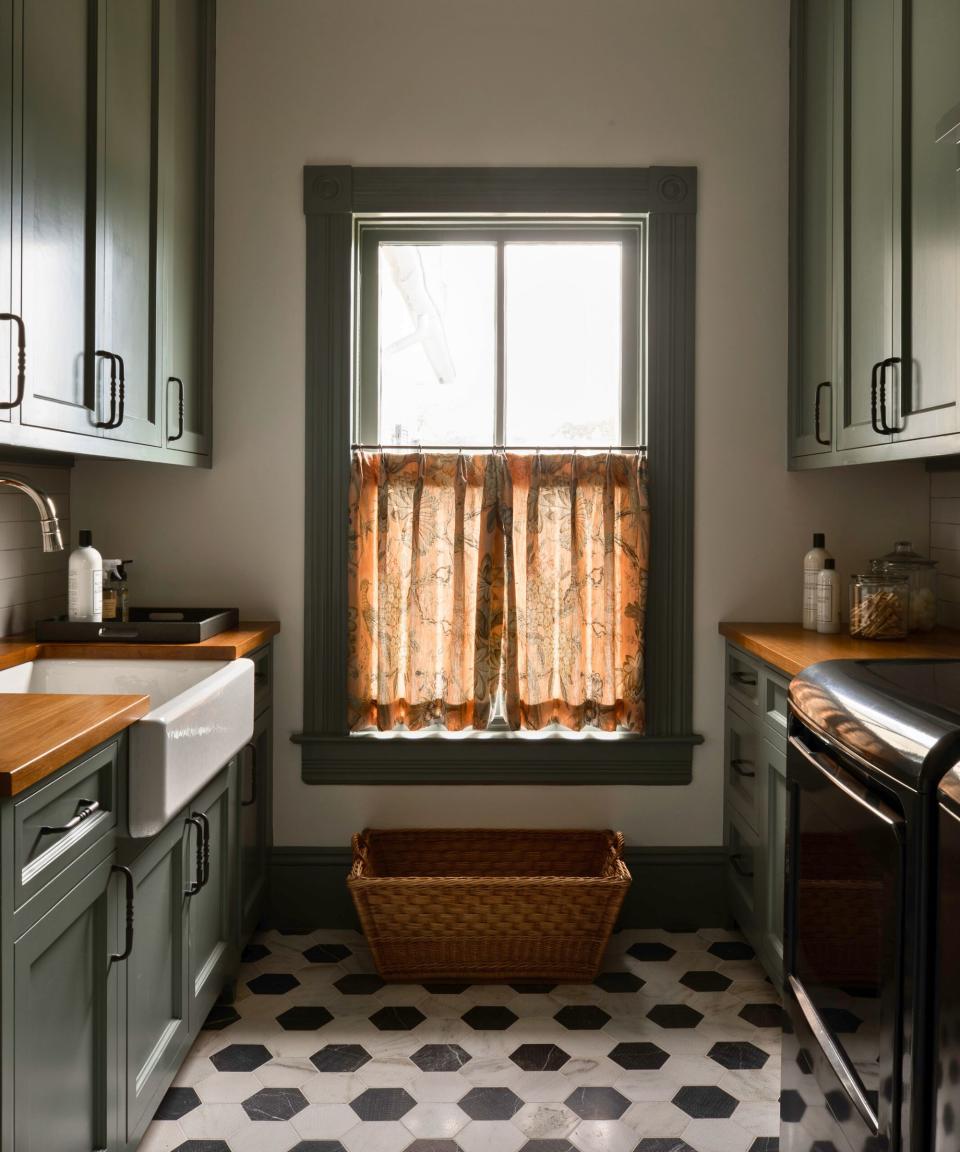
[{"xmin": 267, "ymin": 845, "xmax": 729, "ymax": 933}]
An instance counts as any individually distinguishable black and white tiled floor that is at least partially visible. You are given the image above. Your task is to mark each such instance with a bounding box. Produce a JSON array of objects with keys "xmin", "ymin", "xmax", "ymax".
[{"xmin": 138, "ymin": 927, "xmax": 782, "ymax": 1152}]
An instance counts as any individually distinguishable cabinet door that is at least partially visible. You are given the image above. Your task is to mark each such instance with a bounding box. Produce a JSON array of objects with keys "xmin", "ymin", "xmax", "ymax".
[
  {"xmin": 187, "ymin": 765, "xmax": 236, "ymax": 1029},
  {"xmin": 157, "ymin": 0, "xmax": 212, "ymax": 456},
  {"xmin": 94, "ymin": 0, "xmax": 161, "ymax": 447},
  {"xmin": 760, "ymin": 739, "xmax": 787, "ymax": 988},
  {"xmin": 901, "ymin": 0, "xmax": 960, "ymax": 441},
  {"xmin": 16, "ymin": 0, "xmax": 99, "ymax": 438},
  {"xmin": 790, "ymin": 0, "xmax": 839, "ymax": 458},
  {"xmin": 123, "ymin": 815, "xmax": 190, "ymax": 1145},
  {"xmin": 839, "ymin": 0, "xmax": 903, "ymax": 450},
  {"xmin": 240, "ymin": 709, "xmax": 272, "ymax": 941},
  {"xmin": 12, "ymin": 856, "xmax": 120, "ymax": 1152},
  {"xmin": 0, "ymin": 0, "xmax": 12, "ymax": 420}
]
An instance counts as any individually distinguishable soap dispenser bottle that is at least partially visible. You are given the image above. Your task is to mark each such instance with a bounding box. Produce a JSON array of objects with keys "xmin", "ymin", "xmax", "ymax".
[
  {"xmin": 803, "ymin": 532, "xmax": 831, "ymax": 630},
  {"xmin": 68, "ymin": 530, "xmax": 103, "ymax": 622}
]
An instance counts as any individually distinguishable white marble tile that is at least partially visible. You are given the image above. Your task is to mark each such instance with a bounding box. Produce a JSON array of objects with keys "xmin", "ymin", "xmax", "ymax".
[
  {"xmin": 682, "ymin": 1117, "xmax": 755, "ymax": 1152},
  {"xmin": 457, "ymin": 1119, "xmax": 527, "ymax": 1152},
  {"xmin": 407, "ymin": 1070, "xmax": 472, "ymax": 1103},
  {"xmin": 178, "ymin": 1102, "xmax": 250, "ymax": 1140},
  {"xmin": 194, "ymin": 1071, "xmax": 263, "ymax": 1103},
  {"xmin": 255, "ymin": 1057, "xmax": 318, "ymax": 1089},
  {"xmin": 621, "ymin": 1098, "xmax": 691, "ymax": 1137},
  {"xmin": 570, "ymin": 1117, "xmax": 641, "ymax": 1152},
  {"xmin": 133, "ymin": 1121, "xmax": 184, "ymax": 1152},
  {"xmin": 301, "ymin": 1072, "xmax": 367, "ymax": 1104},
  {"xmin": 511, "ymin": 1101, "xmax": 579, "ymax": 1139},
  {"xmin": 401, "ymin": 1101, "xmax": 470, "ymax": 1138},
  {"xmin": 341, "ymin": 1119, "xmax": 412, "ymax": 1152},
  {"xmin": 290, "ymin": 1101, "xmax": 359, "ymax": 1140},
  {"xmin": 229, "ymin": 1120, "xmax": 301, "ymax": 1152}
]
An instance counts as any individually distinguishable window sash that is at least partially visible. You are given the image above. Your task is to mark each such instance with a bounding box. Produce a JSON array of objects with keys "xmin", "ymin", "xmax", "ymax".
[{"xmin": 355, "ymin": 220, "xmax": 645, "ymax": 449}]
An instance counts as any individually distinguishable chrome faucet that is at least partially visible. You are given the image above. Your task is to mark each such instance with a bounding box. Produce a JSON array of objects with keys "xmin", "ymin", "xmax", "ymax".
[{"xmin": 0, "ymin": 473, "xmax": 64, "ymax": 552}]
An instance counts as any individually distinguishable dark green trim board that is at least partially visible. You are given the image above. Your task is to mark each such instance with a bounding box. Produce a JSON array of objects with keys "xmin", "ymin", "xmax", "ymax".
[
  {"xmin": 267, "ymin": 846, "xmax": 729, "ymax": 933},
  {"xmin": 299, "ymin": 164, "xmax": 699, "ymax": 783}
]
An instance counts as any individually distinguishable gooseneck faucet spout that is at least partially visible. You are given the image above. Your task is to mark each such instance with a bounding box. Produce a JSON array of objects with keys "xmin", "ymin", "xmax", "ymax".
[{"xmin": 0, "ymin": 473, "xmax": 64, "ymax": 552}]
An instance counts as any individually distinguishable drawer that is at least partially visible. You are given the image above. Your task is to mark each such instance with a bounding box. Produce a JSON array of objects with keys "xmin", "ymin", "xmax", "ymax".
[
  {"xmin": 763, "ymin": 668, "xmax": 790, "ymax": 743},
  {"xmin": 724, "ymin": 705, "xmax": 760, "ymax": 833},
  {"xmin": 13, "ymin": 739, "xmax": 119, "ymax": 909},
  {"xmin": 250, "ymin": 643, "xmax": 273, "ymax": 717},
  {"xmin": 726, "ymin": 646, "xmax": 762, "ymax": 714}
]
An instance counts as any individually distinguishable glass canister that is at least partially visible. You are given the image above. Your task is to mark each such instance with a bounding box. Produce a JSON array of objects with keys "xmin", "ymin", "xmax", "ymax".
[
  {"xmin": 849, "ymin": 573, "xmax": 910, "ymax": 640},
  {"xmin": 872, "ymin": 540, "xmax": 938, "ymax": 632}
]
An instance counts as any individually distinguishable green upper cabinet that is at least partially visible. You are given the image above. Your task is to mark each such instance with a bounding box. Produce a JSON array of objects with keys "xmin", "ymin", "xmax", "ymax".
[
  {"xmin": 789, "ymin": 0, "xmax": 839, "ymax": 457},
  {"xmin": 0, "ymin": 0, "xmax": 12, "ymax": 422}
]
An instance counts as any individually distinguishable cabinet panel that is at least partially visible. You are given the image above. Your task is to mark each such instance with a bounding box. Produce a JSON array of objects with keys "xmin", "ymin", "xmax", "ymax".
[
  {"xmin": 0, "ymin": 0, "xmax": 12, "ymax": 420},
  {"xmin": 902, "ymin": 0, "xmax": 960, "ymax": 441},
  {"xmin": 17, "ymin": 0, "xmax": 98, "ymax": 438},
  {"xmin": 840, "ymin": 0, "xmax": 902, "ymax": 450},
  {"xmin": 760, "ymin": 738, "xmax": 787, "ymax": 987},
  {"xmin": 12, "ymin": 855, "xmax": 120, "ymax": 1152},
  {"xmin": 240, "ymin": 709, "xmax": 272, "ymax": 940},
  {"xmin": 95, "ymin": 0, "xmax": 160, "ymax": 447}
]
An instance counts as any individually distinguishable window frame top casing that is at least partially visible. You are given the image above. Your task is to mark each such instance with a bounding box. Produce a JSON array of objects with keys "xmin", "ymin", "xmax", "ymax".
[{"xmin": 297, "ymin": 165, "xmax": 700, "ymax": 785}]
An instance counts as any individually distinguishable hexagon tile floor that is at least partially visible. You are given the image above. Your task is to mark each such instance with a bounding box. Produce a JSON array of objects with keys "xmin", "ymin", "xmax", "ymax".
[{"xmin": 137, "ymin": 926, "xmax": 782, "ymax": 1152}]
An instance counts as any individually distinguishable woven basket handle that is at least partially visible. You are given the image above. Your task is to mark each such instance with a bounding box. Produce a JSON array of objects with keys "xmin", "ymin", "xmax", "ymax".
[
  {"xmin": 350, "ymin": 830, "xmax": 372, "ymax": 878},
  {"xmin": 603, "ymin": 831, "xmax": 626, "ymax": 875}
]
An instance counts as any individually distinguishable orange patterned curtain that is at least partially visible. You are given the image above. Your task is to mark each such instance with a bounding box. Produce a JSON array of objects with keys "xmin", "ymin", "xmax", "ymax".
[{"xmin": 347, "ymin": 449, "xmax": 649, "ymax": 734}]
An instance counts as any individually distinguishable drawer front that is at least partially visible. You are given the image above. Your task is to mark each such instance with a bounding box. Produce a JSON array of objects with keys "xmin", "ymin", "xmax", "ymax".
[
  {"xmin": 250, "ymin": 643, "xmax": 273, "ymax": 717},
  {"xmin": 726, "ymin": 646, "xmax": 762, "ymax": 713},
  {"xmin": 763, "ymin": 668, "xmax": 790, "ymax": 744},
  {"xmin": 724, "ymin": 705, "xmax": 761, "ymax": 833},
  {"xmin": 14, "ymin": 740, "xmax": 120, "ymax": 909}
]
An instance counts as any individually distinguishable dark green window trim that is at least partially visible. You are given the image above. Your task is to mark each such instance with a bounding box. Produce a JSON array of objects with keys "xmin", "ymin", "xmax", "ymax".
[{"xmin": 298, "ymin": 164, "xmax": 701, "ymax": 785}]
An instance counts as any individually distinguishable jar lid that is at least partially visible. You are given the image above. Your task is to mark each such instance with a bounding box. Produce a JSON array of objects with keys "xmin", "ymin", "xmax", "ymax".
[
  {"xmin": 874, "ymin": 540, "xmax": 937, "ymax": 569},
  {"xmin": 851, "ymin": 572, "xmax": 909, "ymax": 585}
]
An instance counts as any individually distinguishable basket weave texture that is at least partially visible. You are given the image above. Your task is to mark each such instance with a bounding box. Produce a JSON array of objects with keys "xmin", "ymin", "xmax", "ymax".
[{"xmin": 347, "ymin": 828, "xmax": 631, "ymax": 983}]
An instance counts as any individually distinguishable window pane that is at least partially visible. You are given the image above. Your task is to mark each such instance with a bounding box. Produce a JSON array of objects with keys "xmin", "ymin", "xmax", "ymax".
[
  {"xmin": 504, "ymin": 243, "xmax": 622, "ymax": 446},
  {"xmin": 378, "ymin": 243, "xmax": 496, "ymax": 445}
]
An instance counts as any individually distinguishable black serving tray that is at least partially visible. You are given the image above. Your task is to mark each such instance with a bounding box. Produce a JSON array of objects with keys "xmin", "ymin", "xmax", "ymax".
[{"xmin": 36, "ymin": 607, "xmax": 240, "ymax": 644}]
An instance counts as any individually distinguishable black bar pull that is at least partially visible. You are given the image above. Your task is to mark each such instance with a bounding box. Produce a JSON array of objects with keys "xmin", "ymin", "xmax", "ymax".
[
  {"xmin": 730, "ymin": 759, "xmax": 756, "ymax": 779},
  {"xmin": 168, "ymin": 376, "xmax": 184, "ymax": 441},
  {"xmin": 729, "ymin": 852, "xmax": 754, "ymax": 879},
  {"xmin": 39, "ymin": 798, "xmax": 101, "ymax": 836},
  {"xmin": 185, "ymin": 816, "xmax": 205, "ymax": 895},
  {"xmin": 241, "ymin": 741, "xmax": 258, "ymax": 807},
  {"xmin": 0, "ymin": 313, "xmax": 26, "ymax": 410},
  {"xmin": 878, "ymin": 357, "xmax": 904, "ymax": 434},
  {"xmin": 731, "ymin": 671, "xmax": 757, "ymax": 687},
  {"xmin": 110, "ymin": 865, "xmax": 135, "ymax": 963},
  {"xmin": 814, "ymin": 381, "xmax": 831, "ymax": 445},
  {"xmin": 194, "ymin": 811, "xmax": 210, "ymax": 889},
  {"xmin": 870, "ymin": 359, "xmax": 886, "ymax": 434},
  {"xmin": 114, "ymin": 353, "xmax": 126, "ymax": 429},
  {"xmin": 94, "ymin": 351, "xmax": 118, "ymax": 428}
]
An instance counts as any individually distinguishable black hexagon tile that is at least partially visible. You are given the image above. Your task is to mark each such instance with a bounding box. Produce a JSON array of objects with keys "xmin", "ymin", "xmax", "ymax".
[
  {"xmin": 609, "ymin": 1041, "xmax": 669, "ymax": 1070},
  {"xmin": 154, "ymin": 1087, "xmax": 201, "ymax": 1120},
  {"xmin": 672, "ymin": 1084, "xmax": 738, "ymax": 1119},
  {"xmin": 458, "ymin": 1086, "xmax": 525, "ymax": 1120},
  {"xmin": 406, "ymin": 1142, "xmax": 464, "ymax": 1152},
  {"xmin": 679, "ymin": 970, "xmax": 732, "ymax": 992},
  {"xmin": 627, "ymin": 941, "xmax": 676, "ymax": 962},
  {"xmin": 519, "ymin": 1142, "xmax": 576, "ymax": 1152},
  {"xmin": 509, "ymin": 1043, "xmax": 570, "ymax": 1071},
  {"xmin": 510, "ymin": 982, "xmax": 557, "ymax": 994},
  {"xmin": 369, "ymin": 1005, "xmax": 426, "ymax": 1031},
  {"xmin": 246, "ymin": 972, "xmax": 300, "ymax": 995},
  {"xmin": 173, "ymin": 1142, "xmax": 231, "ymax": 1152},
  {"xmin": 553, "ymin": 1005, "xmax": 611, "ymax": 1030},
  {"xmin": 276, "ymin": 1006, "xmax": 334, "ymax": 1031},
  {"xmin": 564, "ymin": 1086, "xmax": 630, "ymax": 1120},
  {"xmin": 309, "ymin": 1044, "xmax": 372, "ymax": 1073},
  {"xmin": 461, "ymin": 1005, "xmax": 518, "ymax": 1030},
  {"xmin": 303, "ymin": 942, "xmax": 352, "ymax": 963},
  {"xmin": 211, "ymin": 1043, "xmax": 272, "ymax": 1073},
  {"xmin": 334, "ymin": 972, "xmax": 385, "ymax": 995},
  {"xmin": 201, "ymin": 1004, "xmax": 241, "ymax": 1030},
  {"xmin": 350, "ymin": 1086, "xmax": 416, "ymax": 1121},
  {"xmin": 410, "ymin": 1043, "xmax": 472, "ymax": 1071},
  {"xmin": 594, "ymin": 971, "xmax": 644, "ymax": 993},
  {"xmin": 739, "ymin": 1002, "xmax": 786, "ymax": 1028},
  {"xmin": 242, "ymin": 1086, "xmax": 309, "ymax": 1121},
  {"xmin": 423, "ymin": 982, "xmax": 472, "ymax": 994},
  {"xmin": 634, "ymin": 1142, "xmax": 697, "ymax": 1152},
  {"xmin": 288, "ymin": 1143, "xmax": 349, "ymax": 1152},
  {"xmin": 708, "ymin": 1041, "xmax": 770, "ymax": 1070},
  {"xmin": 748, "ymin": 1140, "xmax": 780, "ymax": 1152},
  {"xmin": 779, "ymin": 1088, "xmax": 807, "ymax": 1123},
  {"xmin": 646, "ymin": 1003, "xmax": 703, "ymax": 1029},
  {"xmin": 708, "ymin": 940, "xmax": 755, "ymax": 961},
  {"xmin": 241, "ymin": 942, "xmax": 271, "ymax": 964}
]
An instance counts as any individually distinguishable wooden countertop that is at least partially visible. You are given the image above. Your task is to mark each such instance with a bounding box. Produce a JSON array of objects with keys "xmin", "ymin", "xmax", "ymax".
[
  {"xmin": 719, "ymin": 621, "xmax": 960, "ymax": 678},
  {"xmin": 0, "ymin": 621, "xmax": 280, "ymax": 797},
  {"xmin": 0, "ymin": 693, "xmax": 150, "ymax": 797}
]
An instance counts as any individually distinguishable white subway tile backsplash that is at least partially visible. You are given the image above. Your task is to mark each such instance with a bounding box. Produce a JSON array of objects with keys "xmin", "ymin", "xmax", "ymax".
[{"xmin": 0, "ymin": 459, "xmax": 70, "ymax": 638}]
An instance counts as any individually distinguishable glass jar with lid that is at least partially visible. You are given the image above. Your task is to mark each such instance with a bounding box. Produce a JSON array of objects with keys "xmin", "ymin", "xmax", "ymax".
[
  {"xmin": 849, "ymin": 573, "xmax": 909, "ymax": 640},
  {"xmin": 871, "ymin": 540, "xmax": 938, "ymax": 632}
]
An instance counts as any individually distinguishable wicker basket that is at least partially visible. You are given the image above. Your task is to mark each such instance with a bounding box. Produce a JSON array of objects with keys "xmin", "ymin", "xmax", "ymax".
[{"xmin": 347, "ymin": 828, "xmax": 631, "ymax": 983}]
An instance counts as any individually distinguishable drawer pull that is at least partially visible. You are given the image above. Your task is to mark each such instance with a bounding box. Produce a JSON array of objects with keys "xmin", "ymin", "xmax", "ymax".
[
  {"xmin": 242, "ymin": 741, "xmax": 258, "ymax": 807},
  {"xmin": 185, "ymin": 815, "xmax": 207, "ymax": 895},
  {"xmin": 731, "ymin": 758, "xmax": 756, "ymax": 778},
  {"xmin": 731, "ymin": 671, "xmax": 757, "ymax": 687},
  {"xmin": 110, "ymin": 865, "xmax": 135, "ymax": 963},
  {"xmin": 0, "ymin": 312, "xmax": 26, "ymax": 409},
  {"xmin": 730, "ymin": 852, "xmax": 754, "ymax": 879},
  {"xmin": 39, "ymin": 798, "xmax": 100, "ymax": 836}
]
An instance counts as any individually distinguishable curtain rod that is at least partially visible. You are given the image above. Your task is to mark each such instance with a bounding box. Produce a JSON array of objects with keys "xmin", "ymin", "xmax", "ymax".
[{"xmin": 351, "ymin": 443, "xmax": 647, "ymax": 453}]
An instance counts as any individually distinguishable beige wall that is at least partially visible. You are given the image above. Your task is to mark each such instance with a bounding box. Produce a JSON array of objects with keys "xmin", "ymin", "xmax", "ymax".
[{"xmin": 73, "ymin": 0, "xmax": 931, "ymax": 847}]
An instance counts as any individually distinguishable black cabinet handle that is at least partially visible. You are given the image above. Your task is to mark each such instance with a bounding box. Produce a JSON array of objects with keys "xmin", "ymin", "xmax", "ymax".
[
  {"xmin": 870, "ymin": 359, "xmax": 886, "ymax": 434},
  {"xmin": 110, "ymin": 865, "xmax": 135, "ymax": 963},
  {"xmin": 114, "ymin": 353, "xmax": 126, "ymax": 429},
  {"xmin": 730, "ymin": 759, "xmax": 756, "ymax": 779},
  {"xmin": 94, "ymin": 350, "xmax": 118, "ymax": 427},
  {"xmin": 185, "ymin": 815, "xmax": 206, "ymax": 895},
  {"xmin": 242, "ymin": 741, "xmax": 258, "ymax": 807},
  {"xmin": 168, "ymin": 376, "xmax": 184, "ymax": 441},
  {"xmin": 878, "ymin": 357, "xmax": 903, "ymax": 434},
  {"xmin": 730, "ymin": 852, "xmax": 754, "ymax": 879},
  {"xmin": 39, "ymin": 798, "xmax": 100, "ymax": 836},
  {"xmin": 194, "ymin": 811, "xmax": 210, "ymax": 889},
  {"xmin": 732, "ymin": 671, "xmax": 757, "ymax": 687},
  {"xmin": 814, "ymin": 381, "xmax": 831, "ymax": 445},
  {"xmin": 0, "ymin": 312, "xmax": 26, "ymax": 410}
]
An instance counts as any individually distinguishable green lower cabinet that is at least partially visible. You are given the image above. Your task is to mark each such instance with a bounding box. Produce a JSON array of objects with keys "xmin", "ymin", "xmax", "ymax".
[
  {"xmin": 240, "ymin": 708, "xmax": 273, "ymax": 940},
  {"xmin": 757, "ymin": 738, "xmax": 788, "ymax": 985},
  {"xmin": 12, "ymin": 855, "xmax": 122, "ymax": 1152}
]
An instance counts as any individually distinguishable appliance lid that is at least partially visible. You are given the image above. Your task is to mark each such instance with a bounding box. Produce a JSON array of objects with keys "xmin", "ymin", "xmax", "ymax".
[{"xmin": 789, "ymin": 659, "xmax": 960, "ymax": 790}]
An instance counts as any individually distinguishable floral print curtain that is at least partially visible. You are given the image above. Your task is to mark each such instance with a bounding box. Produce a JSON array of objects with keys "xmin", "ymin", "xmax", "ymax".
[{"xmin": 347, "ymin": 449, "xmax": 648, "ymax": 734}]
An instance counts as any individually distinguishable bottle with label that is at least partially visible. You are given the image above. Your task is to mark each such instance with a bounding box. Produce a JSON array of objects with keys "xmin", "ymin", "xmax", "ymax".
[
  {"xmin": 102, "ymin": 560, "xmax": 131, "ymax": 623},
  {"xmin": 816, "ymin": 558, "xmax": 841, "ymax": 634},
  {"xmin": 68, "ymin": 530, "xmax": 103, "ymax": 622},
  {"xmin": 803, "ymin": 532, "xmax": 831, "ymax": 630}
]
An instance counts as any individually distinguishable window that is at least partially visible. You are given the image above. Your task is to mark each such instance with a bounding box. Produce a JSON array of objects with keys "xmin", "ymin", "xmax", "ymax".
[{"xmin": 298, "ymin": 165, "xmax": 700, "ymax": 783}]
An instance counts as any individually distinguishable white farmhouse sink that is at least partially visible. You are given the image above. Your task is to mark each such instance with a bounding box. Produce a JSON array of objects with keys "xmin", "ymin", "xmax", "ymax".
[{"xmin": 0, "ymin": 658, "xmax": 255, "ymax": 837}]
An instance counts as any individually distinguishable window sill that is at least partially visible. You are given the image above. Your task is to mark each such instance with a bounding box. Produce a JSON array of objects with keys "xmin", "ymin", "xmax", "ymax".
[{"xmin": 293, "ymin": 732, "xmax": 702, "ymax": 784}]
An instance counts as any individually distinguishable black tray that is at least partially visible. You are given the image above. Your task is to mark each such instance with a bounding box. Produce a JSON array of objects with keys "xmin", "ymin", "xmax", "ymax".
[{"xmin": 36, "ymin": 607, "xmax": 240, "ymax": 645}]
